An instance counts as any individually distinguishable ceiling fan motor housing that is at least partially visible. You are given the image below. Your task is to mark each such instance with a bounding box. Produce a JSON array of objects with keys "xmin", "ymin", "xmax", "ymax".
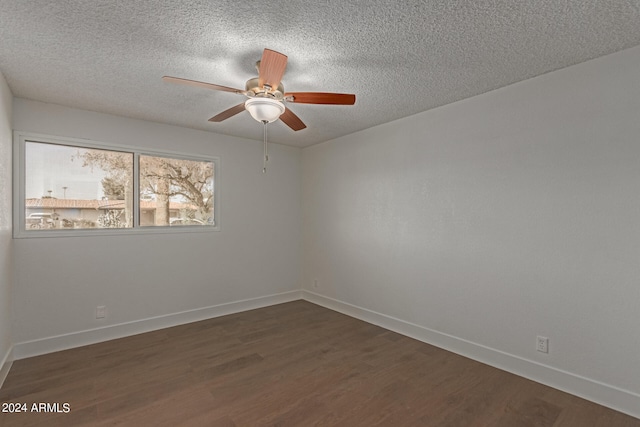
[{"xmin": 245, "ymin": 77, "xmax": 285, "ymax": 100}]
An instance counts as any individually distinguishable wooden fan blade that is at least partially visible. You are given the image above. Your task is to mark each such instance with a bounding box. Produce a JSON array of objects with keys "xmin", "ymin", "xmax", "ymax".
[
  {"xmin": 208, "ymin": 103, "xmax": 246, "ymax": 122},
  {"xmin": 163, "ymin": 76, "xmax": 243, "ymax": 94},
  {"xmin": 258, "ymin": 49, "xmax": 288, "ymax": 90},
  {"xmin": 280, "ymin": 107, "xmax": 306, "ymax": 131},
  {"xmin": 285, "ymin": 92, "xmax": 356, "ymax": 105}
]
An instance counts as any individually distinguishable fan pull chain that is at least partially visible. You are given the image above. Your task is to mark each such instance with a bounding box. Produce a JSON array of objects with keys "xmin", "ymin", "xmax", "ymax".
[{"xmin": 262, "ymin": 120, "xmax": 269, "ymax": 173}]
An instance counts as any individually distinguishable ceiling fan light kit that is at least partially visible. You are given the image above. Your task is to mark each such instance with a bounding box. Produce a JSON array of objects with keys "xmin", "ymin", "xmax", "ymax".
[{"xmin": 244, "ymin": 97, "xmax": 285, "ymax": 123}]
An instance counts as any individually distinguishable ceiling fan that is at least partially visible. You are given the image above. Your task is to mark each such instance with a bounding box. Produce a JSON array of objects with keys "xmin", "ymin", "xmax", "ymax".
[{"xmin": 162, "ymin": 48, "xmax": 356, "ymax": 131}]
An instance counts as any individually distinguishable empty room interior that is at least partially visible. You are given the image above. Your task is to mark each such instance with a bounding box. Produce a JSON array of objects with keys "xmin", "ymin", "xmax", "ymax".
[{"xmin": 1, "ymin": 1, "xmax": 640, "ymax": 425}]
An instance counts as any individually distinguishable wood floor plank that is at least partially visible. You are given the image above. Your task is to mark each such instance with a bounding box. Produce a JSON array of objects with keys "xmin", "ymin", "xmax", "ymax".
[{"xmin": 1, "ymin": 301, "xmax": 638, "ymax": 426}]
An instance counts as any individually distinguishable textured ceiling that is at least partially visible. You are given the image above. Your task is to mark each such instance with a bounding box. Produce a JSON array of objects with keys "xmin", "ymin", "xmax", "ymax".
[{"xmin": 1, "ymin": 1, "xmax": 640, "ymax": 148}]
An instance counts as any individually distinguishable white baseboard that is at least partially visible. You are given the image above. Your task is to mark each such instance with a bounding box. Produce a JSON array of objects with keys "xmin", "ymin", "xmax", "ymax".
[
  {"xmin": 301, "ymin": 290, "xmax": 640, "ymax": 420},
  {"xmin": 13, "ymin": 290, "xmax": 302, "ymax": 360},
  {"xmin": 0, "ymin": 345, "xmax": 14, "ymax": 389}
]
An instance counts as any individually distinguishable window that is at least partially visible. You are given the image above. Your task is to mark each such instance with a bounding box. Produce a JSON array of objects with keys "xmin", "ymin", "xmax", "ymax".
[
  {"xmin": 14, "ymin": 132, "xmax": 218, "ymax": 237},
  {"xmin": 139, "ymin": 155, "xmax": 214, "ymax": 227},
  {"xmin": 24, "ymin": 141, "xmax": 134, "ymax": 230}
]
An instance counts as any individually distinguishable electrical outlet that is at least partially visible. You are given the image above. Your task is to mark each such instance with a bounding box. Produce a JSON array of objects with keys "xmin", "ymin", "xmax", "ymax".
[
  {"xmin": 313, "ymin": 279, "xmax": 318, "ymax": 289},
  {"xmin": 96, "ymin": 305, "xmax": 106, "ymax": 319},
  {"xmin": 536, "ymin": 336, "xmax": 549, "ymax": 353}
]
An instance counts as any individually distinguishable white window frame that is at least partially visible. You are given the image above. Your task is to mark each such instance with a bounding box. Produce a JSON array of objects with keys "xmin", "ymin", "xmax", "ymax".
[{"xmin": 13, "ymin": 131, "xmax": 220, "ymax": 238}]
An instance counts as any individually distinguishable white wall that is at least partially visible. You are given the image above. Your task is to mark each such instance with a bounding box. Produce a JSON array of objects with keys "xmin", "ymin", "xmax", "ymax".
[
  {"xmin": 11, "ymin": 99, "xmax": 302, "ymax": 354},
  {"xmin": 302, "ymin": 45, "xmax": 640, "ymax": 416},
  {"xmin": 0, "ymin": 72, "xmax": 14, "ymax": 385}
]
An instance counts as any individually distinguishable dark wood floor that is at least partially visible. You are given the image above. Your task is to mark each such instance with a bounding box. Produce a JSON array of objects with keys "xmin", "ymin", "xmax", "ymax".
[{"xmin": 1, "ymin": 301, "xmax": 638, "ymax": 426}]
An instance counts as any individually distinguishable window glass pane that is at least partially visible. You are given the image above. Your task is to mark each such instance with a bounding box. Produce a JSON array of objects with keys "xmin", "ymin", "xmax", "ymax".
[
  {"xmin": 139, "ymin": 155, "xmax": 214, "ymax": 227},
  {"xmin": 25, "ymin": 141, "xmax": 134, "ymax": 230}
]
